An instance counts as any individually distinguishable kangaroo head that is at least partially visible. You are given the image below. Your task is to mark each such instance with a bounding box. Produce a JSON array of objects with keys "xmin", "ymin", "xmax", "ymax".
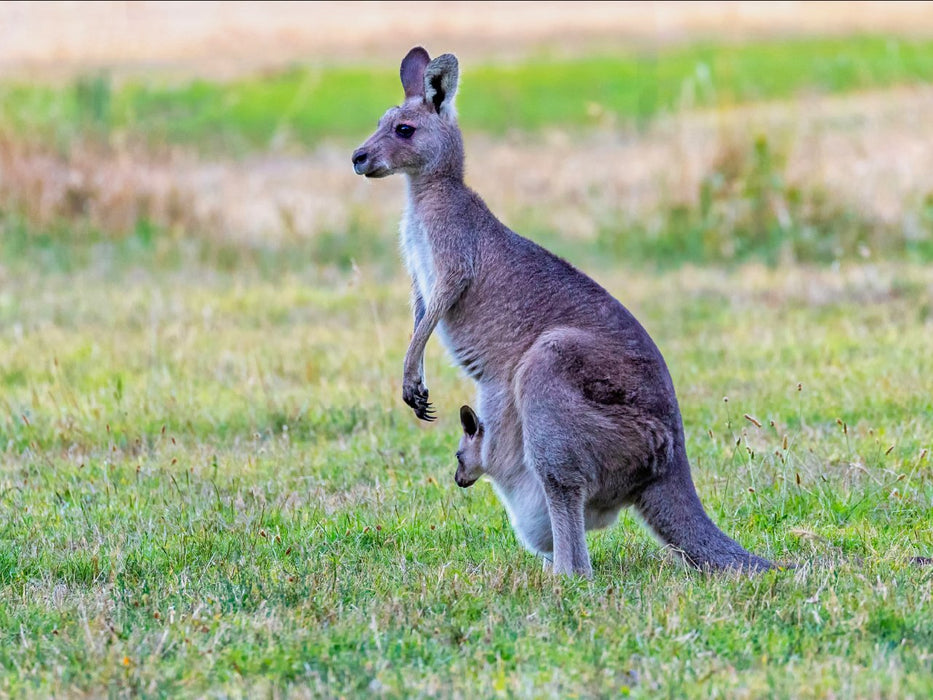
[
  {"xmin": 455, "ymin": 404, "xmax": 484, "ymax": 488},
  {"xmin": 352, "ymin": 47, "xmax": 463, "ymax": 179}
]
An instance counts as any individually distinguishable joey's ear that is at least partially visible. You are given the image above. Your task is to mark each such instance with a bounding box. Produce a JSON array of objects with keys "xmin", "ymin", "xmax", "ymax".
[
  {"xmin": 423, "ymin": 53, "xmax": 459, "ymax": 118},
  {"xmin": 459, "ymin": 405, "xmax": 480, "ymax": 438},
  {"xmin": 400, "ymin": 46, "xmax": 431, "ymax": 99}
]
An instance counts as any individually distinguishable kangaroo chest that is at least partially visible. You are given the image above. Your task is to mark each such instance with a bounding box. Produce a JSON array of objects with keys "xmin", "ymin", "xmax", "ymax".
[
  {"xmin": 401, "ymin": 208, "xmax": 479, "ymax": 374},
  {"xmin": 400, "ymin": 208, "xmax": 436, "ymax": 303}
]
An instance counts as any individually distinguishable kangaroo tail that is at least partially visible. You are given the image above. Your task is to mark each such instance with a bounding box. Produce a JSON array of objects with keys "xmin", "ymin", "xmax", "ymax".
[{"xmin": 634, "ymin": 450, "xmax": 771, "ymax": 571}]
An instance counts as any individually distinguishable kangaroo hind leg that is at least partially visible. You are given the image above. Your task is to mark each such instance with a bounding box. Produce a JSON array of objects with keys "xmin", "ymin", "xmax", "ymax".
[
  {"xmin": 542, "ymin": 478, "xmax": 591, "ymax": 577},
  {"xmin": 521, "ymin": 412, "xmax": 591, "ymax": 577},
  {"xmin": 517, "ymin": 347, "xmax": 594, "ymax": 578}
]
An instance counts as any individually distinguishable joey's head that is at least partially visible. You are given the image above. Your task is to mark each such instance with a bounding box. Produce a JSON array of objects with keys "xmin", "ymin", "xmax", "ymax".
[
  {"xmin": 455, "ymin": 405, "xmax": 484, "ymax": 488},
  {"xmin": 352, "ymin": 47, "xmax": 463, "ymax": 180}
]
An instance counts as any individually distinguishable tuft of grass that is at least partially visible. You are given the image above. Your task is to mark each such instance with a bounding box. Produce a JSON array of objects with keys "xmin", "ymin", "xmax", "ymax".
[{"xmin": 590, "ymin": 134, "xmax": 933, "ymax": 267}]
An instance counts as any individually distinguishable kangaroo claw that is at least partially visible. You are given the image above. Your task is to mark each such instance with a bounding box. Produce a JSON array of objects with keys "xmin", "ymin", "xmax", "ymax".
[
  {"xmin": 403, "ymin": 380, "xmax": 435, "ymax": 421},
  {"xmin": 416, "ymin": 403, "xmax": 436, "ymax": 421}
]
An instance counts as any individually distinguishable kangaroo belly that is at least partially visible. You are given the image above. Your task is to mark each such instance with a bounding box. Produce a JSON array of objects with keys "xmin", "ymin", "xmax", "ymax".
[
  {"xmin": 584, "ymin": 504, "xmax": 622, "ymax": 531},
  {"xmin": 439, "ymin": 293, "xmax": 519, "ymax": 381},
  {"xmin": 492, "ymin": 476, "xmax": 553, "ymax": 556},
  {"xmin": 438, "ymin": 323, "xmax": 487, "ymax": 379}
]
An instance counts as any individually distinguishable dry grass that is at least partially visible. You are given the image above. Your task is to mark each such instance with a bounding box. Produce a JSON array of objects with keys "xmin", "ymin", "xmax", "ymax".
[
  {"xmin": 0, "ymin": 136, "xmax": 201, "ymax": 236},
  {"xmin": 3, "ymin": 85, "xmax": 932, "ymax": 250}
]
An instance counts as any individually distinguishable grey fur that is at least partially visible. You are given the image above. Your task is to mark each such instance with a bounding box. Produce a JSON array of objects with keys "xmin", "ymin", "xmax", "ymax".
[{"xmin": 353, "ymin": 47, "xmax": 771, "ymax": 577}]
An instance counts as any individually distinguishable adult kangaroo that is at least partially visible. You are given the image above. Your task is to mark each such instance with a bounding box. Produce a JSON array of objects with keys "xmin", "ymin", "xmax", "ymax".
[{"xmin": 352, "ymin": 47, "xmax": 771, "ymax": 577}]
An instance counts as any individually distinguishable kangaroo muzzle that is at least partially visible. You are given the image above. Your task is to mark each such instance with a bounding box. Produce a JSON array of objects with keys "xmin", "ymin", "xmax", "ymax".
[
  {"xmin": 455, "ymin": 470, "xmax": 478, "ymax": 488},
  {"xmin": 351, "ymin": 148, "xmax": 370, "ymax": 175}
]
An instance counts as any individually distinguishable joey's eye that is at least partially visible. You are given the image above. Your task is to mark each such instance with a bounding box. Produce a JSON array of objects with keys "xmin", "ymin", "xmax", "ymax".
[{"xmin": 395, "ymin": 124, "xmax": 415, "ymax": 139}]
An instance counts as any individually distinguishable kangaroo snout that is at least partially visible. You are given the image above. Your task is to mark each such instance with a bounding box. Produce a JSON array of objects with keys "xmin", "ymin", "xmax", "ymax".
[
  {"xmin": 351, "ymin": 146, "xmax": 390, "ymax": 178},
  {"xmin": 455, "ymin": 469, "xmax": 478, "ymax": 488},
  {"xmin": 351, "ymin": 148, "xmax": 369, "ymax": 175},
  {"xmin": 455, "ymin": 451, "xmax": 477, "ymax": 488}
]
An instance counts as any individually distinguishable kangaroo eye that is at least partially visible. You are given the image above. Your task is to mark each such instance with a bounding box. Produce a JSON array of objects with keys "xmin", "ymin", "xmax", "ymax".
[{"xmin": 395, "ymin": 124, "xmax": 415, "ymax": 138}]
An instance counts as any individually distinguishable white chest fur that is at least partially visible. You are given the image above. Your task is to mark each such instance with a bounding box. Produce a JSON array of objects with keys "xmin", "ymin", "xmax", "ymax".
[{"xmin": 400, "ymin": 206, "xmax": 436, "ymax": 304}]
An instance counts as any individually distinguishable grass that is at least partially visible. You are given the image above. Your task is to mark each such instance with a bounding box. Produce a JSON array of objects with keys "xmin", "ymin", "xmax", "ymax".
[
  {"xmin": 2, "ymin": 36, "xmax": 933, "ymax": 151},
  {"xmin": 1, "ymin": 230, "xmax": 932, "ymax": 696},
  {"xmin": 552, "ymin": 133, "xmax": 933, "ymax": 268},
  {"xmin": 2, "ymin": 128, "xmax": 931, "ymax": 274}
]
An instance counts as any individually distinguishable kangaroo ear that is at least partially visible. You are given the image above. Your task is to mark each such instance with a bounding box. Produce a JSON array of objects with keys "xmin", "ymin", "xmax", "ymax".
[
  {"xmin": 400, "ymin": 46, "xmax": 430, "ymax": 99},
  {"xmin": 423, "ymin": 53, "xmax": 459, "ymax": 119},
  {"xmin": 460, "ymin": 405, "xmax": 479, "ymax": 438}
]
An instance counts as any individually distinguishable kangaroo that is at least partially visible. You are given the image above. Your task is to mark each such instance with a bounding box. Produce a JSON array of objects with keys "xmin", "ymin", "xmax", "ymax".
[{"xmin": 352, "ymin": 46, "xmax": 771, "ymax": 576}]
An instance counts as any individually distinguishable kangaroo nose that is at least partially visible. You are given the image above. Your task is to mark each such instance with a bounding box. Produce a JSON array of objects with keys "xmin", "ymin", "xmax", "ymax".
[{"xmin": 352, "ymin": 150, "xmax": 368, "ymax": 166}]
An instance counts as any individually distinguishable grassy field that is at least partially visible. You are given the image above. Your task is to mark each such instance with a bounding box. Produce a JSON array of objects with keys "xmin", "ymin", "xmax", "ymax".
[
  {"xmin": 2, "ymin": 30, "xmax": 933, "ymax": 699},
  {"xmin": 3, "ymin": 36, "xmax": 933, "ymax": 152},
  {"xmin": 1, "ymin": 233, "xmax": 932, "ymax": 697}
]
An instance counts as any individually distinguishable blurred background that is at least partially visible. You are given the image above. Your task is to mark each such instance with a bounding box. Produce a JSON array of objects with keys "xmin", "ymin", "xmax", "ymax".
[{"xmin": 2, "ymin": 0, "xmax": 932, "ymax": 273}]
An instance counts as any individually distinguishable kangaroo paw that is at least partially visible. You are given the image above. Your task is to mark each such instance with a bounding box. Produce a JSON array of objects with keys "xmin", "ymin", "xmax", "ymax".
[{"xmin": 403, "ymin": 379, "xmax": 435, "ymax": 421}]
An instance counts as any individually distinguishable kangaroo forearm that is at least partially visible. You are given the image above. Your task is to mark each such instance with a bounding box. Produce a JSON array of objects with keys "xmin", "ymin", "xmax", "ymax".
[
  {"xmin": 412, "ymin": 292, "xmax": 426, "ymax": 374},
  {"xmin": 412, "ymin": 289, "xmax": 426, "ymax": 332},
  {"xmin": 405, "ymin": 318, "xmax": 435, "ymax": 374},
  {"xmin": 405, "ymin": 275, "xmax": 470, "ymax": 373}
]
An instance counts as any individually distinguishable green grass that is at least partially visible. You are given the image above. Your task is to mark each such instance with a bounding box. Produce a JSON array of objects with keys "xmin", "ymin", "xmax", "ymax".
[
  {"xmin": 1, "ymin": 231, "xmax": 932, "ymax": 696},
  {"xmin": 3, "ymin": 36, "xmax": 933, "ymax": 151}
]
